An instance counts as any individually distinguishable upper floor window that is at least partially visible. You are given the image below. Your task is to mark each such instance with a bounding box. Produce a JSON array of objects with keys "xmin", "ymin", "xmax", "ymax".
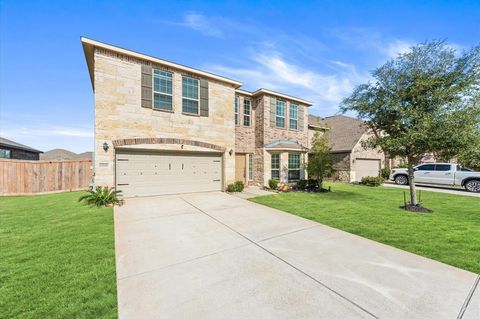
[
  {"xmin": 276, "ymin": 100, "xmax": 285, "ymax": 128},
  {"xmin": 234, "ymin": 96, "xmax": 239, "ymax": 125},
  {"xmin": 243, "ymin": 99, "xmax": 251, "ymax": 126},
  {"xmin": 182, "ymin": 76, "xmax": 199, "ymax": 114},
  {"xmin": 0, "ymin": 148, "xmax": 11, "ymax": 159},
  {"xmin": 288, "ymin": 153, "xmax": 301, "ymax": 182},
  {"xmin": 289, "ymin": 103, "xmax": 298, "ymax": 129},
  {"xmin": 271, "ymin": 153, "xmax": 280, "ymax": 180},
  {"xmin": 153, "ymin": 70, "xmax": 173, "ymax": 111}
]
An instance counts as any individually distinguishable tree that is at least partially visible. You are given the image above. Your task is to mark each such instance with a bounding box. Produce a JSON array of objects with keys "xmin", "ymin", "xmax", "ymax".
[
  {"xmin": 458, "ymin": 133, "xmax": 480, "ymax": 170},
  {"xmin": 341, "ymin": 41, "xmax": 480, "ymax": 207},
  {"xmin": 307, "ymin": 131, "xmax": 334, "ymax": 189}
]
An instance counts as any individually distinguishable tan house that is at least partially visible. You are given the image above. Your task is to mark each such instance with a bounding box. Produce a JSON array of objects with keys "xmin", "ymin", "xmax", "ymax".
[
  {"xmin": 308, "ymin": 115, "xmax": 386, "ymax": 182},
  {"xmin": 81, "ymin": 37, "xmax": 311, "ymax": 197}
]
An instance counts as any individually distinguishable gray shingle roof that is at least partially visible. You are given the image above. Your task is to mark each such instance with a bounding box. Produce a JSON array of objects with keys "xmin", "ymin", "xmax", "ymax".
[
  {"xmin": 308, "ymin": 115, "xmax": 367, "ymax": 152},
  {"xmin": 0, "ymin": 137, "xmax": 43, "ymax": 153}
]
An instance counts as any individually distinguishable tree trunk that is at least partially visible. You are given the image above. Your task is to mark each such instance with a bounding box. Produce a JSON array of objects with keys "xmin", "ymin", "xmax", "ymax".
[{"xmin": 407, "ymin": 160, "xmax": 417, "ymax": 205}]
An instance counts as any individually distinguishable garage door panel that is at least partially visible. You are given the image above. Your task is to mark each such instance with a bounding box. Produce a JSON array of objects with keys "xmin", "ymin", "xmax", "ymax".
[
  {"xmin": 355, "ymin": 159, "xmax": 380, "ymax": 182},
  {"xmin": 115, "ymin": 151, "xmax": 222, "ymax": 197}
]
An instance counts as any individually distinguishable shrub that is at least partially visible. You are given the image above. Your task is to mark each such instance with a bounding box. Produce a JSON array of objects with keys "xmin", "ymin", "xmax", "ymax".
[
  {"xmin": 306, "ymin": 179, "xmax": 320, "ymax": 191},
  {"xmin": 380, "ymin": 168, "xmax": 391, "ymax": 180},
  {"xmin": 295, "ymin": 179, "xmax": 308, "ymax": 190},
  {"xmin": 268, "ymin": 179, "xmax": 279, "ymax": 190},
  {"xmin": 78, "ymin": 186, "xmax": 123, "ymax": 207},
  {"xmin": 226, "ymin": 181, "xmax": 245, "ymax": 192},
  {"xmin": 360, "ymin": 176, "xmax": 384, "ymax": 187}
]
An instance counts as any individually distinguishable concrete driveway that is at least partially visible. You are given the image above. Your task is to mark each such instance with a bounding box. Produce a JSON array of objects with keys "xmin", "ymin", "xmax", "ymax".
[{"xmin": 114, "ymin": 192, "xmax": 479, "ymax": 319}]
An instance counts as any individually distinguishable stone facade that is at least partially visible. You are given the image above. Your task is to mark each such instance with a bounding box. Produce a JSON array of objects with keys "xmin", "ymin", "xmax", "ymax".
[
  {"xmin": 349, "ymin": 134, "xmax": 385, "ymax": 182},
  {"xmin": 93, "ymin": 50, "xmax": 236, "ymax": 188}
]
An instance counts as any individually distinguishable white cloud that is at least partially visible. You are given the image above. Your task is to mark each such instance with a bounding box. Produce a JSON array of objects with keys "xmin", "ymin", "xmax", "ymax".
[
  {"xmin": 384, "ymin": 39, "xmax": 415, "ymax": 58},
  {"xmin": 180, "ymin": 13, "xmax": 223, "ymax": 38}
]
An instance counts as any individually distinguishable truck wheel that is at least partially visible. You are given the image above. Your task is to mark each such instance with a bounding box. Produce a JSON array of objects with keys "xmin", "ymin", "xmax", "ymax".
[
  {"xmin": 464, "ymin": 179, "xmax": 480, "ymax": 193},
  {"xmin": 394, "ymin": 175, "xmax": 409, "ymax": 185}
]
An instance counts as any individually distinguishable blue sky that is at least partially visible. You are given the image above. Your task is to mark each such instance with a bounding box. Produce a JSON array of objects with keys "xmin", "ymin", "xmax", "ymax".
[{"xmin": 1, "ymin": 1, "xmax": 479, "ymax": 153}]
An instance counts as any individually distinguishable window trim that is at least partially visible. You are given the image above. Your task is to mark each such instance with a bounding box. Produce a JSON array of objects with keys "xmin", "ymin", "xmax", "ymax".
[
  {"xmin": 248, "ymin": 154, "xmax": 253, "ymax": 180},
  {"xmin": 152, "ymin": 69, "xmax": 174, "ymax": 112},
  {"xmin": 181, "ymin": 76, "xmax": 200, "ymax": 115},
  {"xmin": 271, "ymin": 153, "xmax": 280, "ymax": 180},
  {"xmin": 289, "ymin": 103, "xmax": 298, "ymax": 130},
  {"xmin": 234, "ymin": 96, "xmax": 239, "ymax": 125},
  {"xmin": 243, "ymin": 99, "xmax": 251, "ymax": 127},
  {"xmin": 275, "ymin": 100, "xmax": 286, "ymax": 128},
  {"xmin": 288, "ymin": 153, "xmax": 301, "ymax": 182}
]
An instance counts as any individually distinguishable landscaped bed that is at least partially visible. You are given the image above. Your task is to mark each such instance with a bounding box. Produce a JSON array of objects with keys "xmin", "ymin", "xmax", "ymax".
[
  {"xmin": 0, "ymin": 191, "xmax": 117, "ymax": 318},
  {"xmin": 250, "ymin": 182, "xmax": 480, "ymax": 274}
]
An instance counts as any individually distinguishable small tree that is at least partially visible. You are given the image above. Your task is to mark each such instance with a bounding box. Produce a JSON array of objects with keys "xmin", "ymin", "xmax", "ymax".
[
  {"xmin": 341, "ymin": 41, "xmax": 480, "ymax": 207},
  {"xmin": 307, "ymin": 131, "xmax": 334, "ymax": 189}
]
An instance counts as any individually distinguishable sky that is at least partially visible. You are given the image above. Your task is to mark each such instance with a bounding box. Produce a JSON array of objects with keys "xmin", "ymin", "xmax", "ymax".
[{"xmin": 0, "ymin": 1, "xmax": 479, "ymax": 153}]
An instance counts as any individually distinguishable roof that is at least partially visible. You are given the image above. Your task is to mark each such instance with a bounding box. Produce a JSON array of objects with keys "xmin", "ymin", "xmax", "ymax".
[
  {"xmin": 235, "ymin": 88, "xmax": 313, "ymax": 106},
  {"xmin": 40, "ymin": 149, "xmax": 92, "ymax": 161},
  {"xmin": 81, "ymin": 37, "xmax": 243, "ymax": 89},
  {"xmin": 308, "ymin": 115, "xmax": 367, "ymax": 152},
  {"xmin": 264, "ymin": 140, "xmax": 308, "ymax": 152},
  {"xmin": 0, "ymin": 137, "xmax": 43, "ymax": 153}
]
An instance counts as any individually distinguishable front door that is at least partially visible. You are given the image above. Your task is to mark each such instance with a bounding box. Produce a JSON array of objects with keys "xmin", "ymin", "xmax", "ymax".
[{"xmin": 235, "ymin": 154, "xmax": 246, "ymax": 182}]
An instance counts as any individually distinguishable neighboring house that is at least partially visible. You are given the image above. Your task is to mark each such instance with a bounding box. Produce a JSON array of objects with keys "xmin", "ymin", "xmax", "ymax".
[
  {"xmin": 41, "ymin": 149, "xmax": 93, "ymax": 161},
  {"xmin": 308, "ymin": 115, "xmax": 386, "ymax": 182},
  {"xmin": 0, "ymin": 137, "xmax": 42, "ymax": 160},
  {"xmin": 81, "ymin": 37, "xmax": 311, "ymax": 197}
]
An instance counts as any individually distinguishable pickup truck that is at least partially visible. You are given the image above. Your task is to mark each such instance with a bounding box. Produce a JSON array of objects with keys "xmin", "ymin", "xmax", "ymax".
[{"xmin": 390, "ymin": 163, "xmax": 480, "ymax": 193}]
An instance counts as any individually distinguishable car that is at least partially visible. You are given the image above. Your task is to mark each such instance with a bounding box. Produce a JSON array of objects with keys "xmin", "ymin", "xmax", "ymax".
[{"xmin": 389, "ymin": 163, "xmax": 480, "ymax": 193}]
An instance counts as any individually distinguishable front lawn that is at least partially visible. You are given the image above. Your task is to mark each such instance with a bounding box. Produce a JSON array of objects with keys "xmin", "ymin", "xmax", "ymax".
[
  {"xmin": 0, "ymin": 192, "xmax": 117, "ymax": 318},
  {"xmin": 250, "ymin": 183, "xmax": 480, "ymax": 274}
]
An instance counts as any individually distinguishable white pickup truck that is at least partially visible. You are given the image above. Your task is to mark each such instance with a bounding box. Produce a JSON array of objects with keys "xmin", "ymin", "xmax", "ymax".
[{"xmin": 390, "ymin": 163, "xmax": 480, "ymax": 193}]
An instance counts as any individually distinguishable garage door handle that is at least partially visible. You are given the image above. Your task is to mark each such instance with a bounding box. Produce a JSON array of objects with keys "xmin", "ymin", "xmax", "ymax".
[
  {"xmin": 117, "ymin": 183, "xmax": 129, "ymax": 186},
  {"xmin": 213, "ymin": 179, "xmax": 220, "ymax": 182}
]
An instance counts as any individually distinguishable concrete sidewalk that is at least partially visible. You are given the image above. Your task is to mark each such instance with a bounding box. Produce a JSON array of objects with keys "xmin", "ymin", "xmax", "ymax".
[{"xmin": 114, "ymin": 192, "xmax": 479, "ymax": 319}]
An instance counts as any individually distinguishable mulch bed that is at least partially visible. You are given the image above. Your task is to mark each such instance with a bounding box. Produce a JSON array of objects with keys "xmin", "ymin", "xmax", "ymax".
[{"xmin": 400, "ymin": 204, "xmax": 433, "ymax": 213}]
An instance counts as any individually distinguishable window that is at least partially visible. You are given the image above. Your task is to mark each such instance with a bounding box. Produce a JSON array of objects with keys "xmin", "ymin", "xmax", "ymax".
[
  {"xmin": 435, "ymin": 164, "xmax": 452, "ymax": 171},
  {"xmin": 248, "ymin": 154, "xmax": 253, "ymax": 180},
  {"xmin": 417, "ymin": 164, "xmax": 435, "ymax": 171},
  {"xmin": 276, "ymin": 100, "xmax": 285, "ymax": 128},
  {"xmin": 289, "ymin": 103, "xmax": 298, "ymax": 129},
  {"xmin": 153, "ymin": 69, "xmax": 173, "ymax": 111},
  {"xmin": 0, "ymin": 148, "xmax": 11, "ymax": 159},
  {"xmin": 288, "ymin": 153, "xmax": 301, "ymax": 182},
  {"xmin": 243, "ymin": 99, "xmax": 251, "ymax": 126},
  {"xmin": 234, "ymin": 96, "xmax": 239, "ymax": 125},
  {"xmin": 182, "ymin": 76, "xmax": 199, "ymax": 114},
  {"xmin": 271, "ymin": 153, "xmax": 280, "ymax": 180},
  {"xmin": 457, "ymin": 165, "xmax": 473, "ymax": 172}
]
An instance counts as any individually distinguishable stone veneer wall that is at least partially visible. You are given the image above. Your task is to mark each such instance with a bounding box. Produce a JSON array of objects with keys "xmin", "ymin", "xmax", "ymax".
[
  {"xmin": 93, "ymin": 50, "xmax": 236, "ymax": 188},
  {"xmin": 350, "ymin": 133, "xmax": 385, "ymax": 182}
]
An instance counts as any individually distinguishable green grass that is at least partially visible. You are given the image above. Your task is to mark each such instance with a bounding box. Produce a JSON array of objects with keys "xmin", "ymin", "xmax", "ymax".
[
  {"xmin": 0, "ymin": 192, "xmax": 117, "ymax": 318},
  {"xmin": 250, "ymin": 183, "xmax": 480, "ymax": 274}
]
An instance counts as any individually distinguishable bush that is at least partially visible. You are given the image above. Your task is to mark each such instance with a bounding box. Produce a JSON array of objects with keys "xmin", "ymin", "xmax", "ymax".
[
  {"xmin": 268, "ymin": 179, "xmax": 279, "ymax": 190},
  {"xmin": 295, "ymin": 179, "xmax": 308, "ymax": 190},
  {"xmin": 380, "ymin": 168, "xmax": 391, "ymax": 180},
  {"xmin": 226, "ymin": 181, "xmax": 244, "ymax": 192},
  {"xmin": 306, "ymin": 179, "xmax": 320, "ymax": 191},
  {"xmin": 360, "ymin": 176, "xmax": 384, "ymax": 187},
  {"xmin": 78, "ymin": 186, "xmax": 123, "ymax": 207}
]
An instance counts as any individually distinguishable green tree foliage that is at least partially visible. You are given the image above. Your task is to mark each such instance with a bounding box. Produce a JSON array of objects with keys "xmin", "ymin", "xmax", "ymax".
[
  {"xmin": 307, "ymin": 131, "xmax": 334, "ymax": 189},
  {"xmin": 341, "ymin": 41, "xmax": 480, "ymax": 205},
  {"xmin": 458, "ymin": 133, "xmax": 480, "ymax": 170}
]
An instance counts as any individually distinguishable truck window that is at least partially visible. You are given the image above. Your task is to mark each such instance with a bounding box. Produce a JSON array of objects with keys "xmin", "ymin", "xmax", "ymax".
[
  {"xmin": 435, "ymin": 164, "xmax": 451, "ymax": 171},
  {"xmin": 417, "ymin": 164, "xmax": 435, "ymax": 171}
]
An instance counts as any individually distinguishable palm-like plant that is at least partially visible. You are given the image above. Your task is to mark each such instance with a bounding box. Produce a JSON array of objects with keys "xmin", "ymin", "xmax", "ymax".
[{"xmin": 78, "ymin": 186, "xmax": 123, "ymax": 207}]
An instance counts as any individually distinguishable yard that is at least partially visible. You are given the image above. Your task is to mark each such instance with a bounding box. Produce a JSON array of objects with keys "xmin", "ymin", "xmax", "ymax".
[
  {"xmin": 251, "ymin": 182, "xmax": 480, "ymax": 274},
  {"xmin": 0, "ymin": 192, "xmax": 117, "ymax": 318}
]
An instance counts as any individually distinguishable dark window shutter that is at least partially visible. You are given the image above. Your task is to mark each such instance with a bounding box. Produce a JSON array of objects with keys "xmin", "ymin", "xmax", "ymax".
[
  {"xmin": 298, "ymin": 105, "xmax": 304, "ymax": 131},
  {"xmin": 141, "ymin": 65, "xmax": 153, "ymax": 109},
  {"xmin": 270, "ymin": 96, "xmax": 276, "ymax": 127},
  {"xmin": 199, "ymin": 79, "xmax": 209, "ymax": 117}
]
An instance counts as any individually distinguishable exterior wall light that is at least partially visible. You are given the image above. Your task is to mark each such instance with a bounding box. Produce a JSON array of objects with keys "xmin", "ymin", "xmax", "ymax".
[{"xmin": 103, "ymin": 142, "xmax": 109, "ymax": 152}]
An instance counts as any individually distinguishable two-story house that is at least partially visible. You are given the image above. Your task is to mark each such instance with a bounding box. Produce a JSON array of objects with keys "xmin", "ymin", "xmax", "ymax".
[{"xmin": 82, "ymin": 37, "xmax": 311, "ymax": 197}]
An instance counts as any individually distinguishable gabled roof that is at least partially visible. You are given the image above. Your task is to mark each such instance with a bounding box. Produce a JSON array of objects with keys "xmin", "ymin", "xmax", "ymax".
[
  {"xmin": 0, "ymin": 137, "xmax": 43, "ymax": 153},
  {"xmin": 81, "ymin": 37, "xmax": 243, "ymax": 89},
  {"xmin": 264, "ymin": 140, "xmax": 308, "ymax": 152},
  {"xmin": 308, "ymin": 115, "xmax": 367, "ymax": 152},
  {"xmin": 235, "ymin": 88, "xmax": 313, "ymax": 106}
]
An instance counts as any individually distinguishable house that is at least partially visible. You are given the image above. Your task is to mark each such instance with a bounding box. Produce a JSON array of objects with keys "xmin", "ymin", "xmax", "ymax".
[
  {"xmin": 0, "ymin": 137, "xmax": 42, "ymax": 160},
  {"xmin": 81, "ymin": 37, "xmax": 311, "ymax": 197},
  {"xmin": 308, "ymin": 115, "xmax": 386, "ymax": 182}
]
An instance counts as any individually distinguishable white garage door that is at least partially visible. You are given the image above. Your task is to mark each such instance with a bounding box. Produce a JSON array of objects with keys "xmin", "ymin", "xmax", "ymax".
[
  {"xmin": 116, "ymin": 151, "xmax": 222, "ymax": 197},
  {"xmin": 355, "ymin": 159, "xmax": 380, "ymax": 182}
]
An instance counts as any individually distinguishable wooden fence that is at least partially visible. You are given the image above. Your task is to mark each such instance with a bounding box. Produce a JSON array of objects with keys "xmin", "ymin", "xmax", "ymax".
[{"xmin": 0, "ymin": 159, "xmax": 93, "ymax": 195}]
